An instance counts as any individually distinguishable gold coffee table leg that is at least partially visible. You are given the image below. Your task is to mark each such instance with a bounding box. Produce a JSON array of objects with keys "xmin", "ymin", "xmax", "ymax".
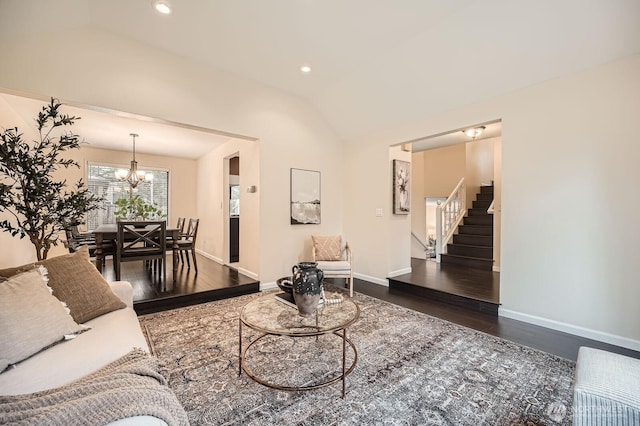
[{"xmin": 238, "ymin": 319, "xmax": 242, "ymax": 377}]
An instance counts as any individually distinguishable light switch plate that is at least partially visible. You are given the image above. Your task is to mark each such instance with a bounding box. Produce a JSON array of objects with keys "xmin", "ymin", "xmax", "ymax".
[{"xmin": 375, "ymin": 208, "xmax": 383, "ymax": 217}]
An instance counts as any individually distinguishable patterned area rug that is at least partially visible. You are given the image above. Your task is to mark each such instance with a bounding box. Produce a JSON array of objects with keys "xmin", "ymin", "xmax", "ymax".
[{"xmin": 138, "ymin": 290, "xmax": 575, "ymax": 425}]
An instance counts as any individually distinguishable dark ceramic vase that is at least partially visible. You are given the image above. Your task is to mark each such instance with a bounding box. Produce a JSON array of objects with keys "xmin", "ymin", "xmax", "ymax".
[{"xmin": 291, "ymin": 262, "xmax": 324, "ymax": 316}]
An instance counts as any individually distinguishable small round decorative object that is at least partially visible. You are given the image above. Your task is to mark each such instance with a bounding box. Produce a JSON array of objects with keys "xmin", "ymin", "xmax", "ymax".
[{"xmin": 276, "ymin": 276, "xmax": 293, "ymax": 294}]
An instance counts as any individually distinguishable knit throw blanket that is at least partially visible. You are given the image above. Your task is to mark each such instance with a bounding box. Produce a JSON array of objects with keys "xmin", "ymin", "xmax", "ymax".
[{"xmin": 0, "ymin": 349, "xmax": 189, "ymax": 426}]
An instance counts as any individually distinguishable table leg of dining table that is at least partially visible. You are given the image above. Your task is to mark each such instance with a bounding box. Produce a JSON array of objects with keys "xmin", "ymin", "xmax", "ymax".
[
  {"xmin": 172, "ymin": 234, "xmax": 179, "ymax": 282},
  {"xmin": 95, "ymin": 233, "xmax": 104, "ymax": 272}
]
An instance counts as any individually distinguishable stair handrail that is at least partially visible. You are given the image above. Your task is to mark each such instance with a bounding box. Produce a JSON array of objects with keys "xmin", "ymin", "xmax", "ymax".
[
  {"xmin": 435, "ymin": 178, "xmax": 466, "ymax": 262},
  {"xmin": 411, "ymin": 232, "xmax": 429, "ymax": 251}
]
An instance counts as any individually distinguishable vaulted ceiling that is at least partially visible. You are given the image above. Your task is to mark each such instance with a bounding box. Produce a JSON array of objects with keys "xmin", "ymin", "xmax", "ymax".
[{"xmin": 1, "ymin": 0, "xmax": 639, "ymax": 145}]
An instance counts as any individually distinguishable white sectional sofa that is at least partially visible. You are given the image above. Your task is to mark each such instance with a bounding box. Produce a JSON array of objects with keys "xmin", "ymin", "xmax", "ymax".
[{"xmin": 0, "ymin": 246, "xmax": 188, "ymax": 426}]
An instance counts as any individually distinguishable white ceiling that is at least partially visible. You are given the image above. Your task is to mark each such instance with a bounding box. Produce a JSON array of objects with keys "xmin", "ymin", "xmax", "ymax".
[
  {"xmin": 1, "ymin": 0, "xmax": 639, "ymax": 153},
  {"xmin": 0, "ymin": 92, "xmax": 242, "ymax": 159}
]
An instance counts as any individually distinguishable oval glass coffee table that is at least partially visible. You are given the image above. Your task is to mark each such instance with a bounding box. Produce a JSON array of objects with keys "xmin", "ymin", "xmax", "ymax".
[{"xmin": 238, "ymin": 293, "xmax": 360, "ymax": 398}]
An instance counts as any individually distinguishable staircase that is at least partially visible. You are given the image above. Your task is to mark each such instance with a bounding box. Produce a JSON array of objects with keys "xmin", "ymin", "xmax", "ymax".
[{"xmin": 440, "ymin": 185, "xmax": 494, "ymax": 271}]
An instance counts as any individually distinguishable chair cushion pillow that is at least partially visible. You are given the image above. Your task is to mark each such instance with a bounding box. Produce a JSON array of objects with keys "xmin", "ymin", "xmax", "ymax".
[
  {"xmin": 37, "ymin": 246, "xmax": 126, "ymax": 323},
  {"xmin": 316, "ymin": 260, "xmax": 351, "ymax": 273},
  {"xmin": 312, "ymin": 235, "xmax": 342, "ymax": 261},
  {"xmin": 0, "ymin": 268, "xmax": 85, "ymax": 372}
]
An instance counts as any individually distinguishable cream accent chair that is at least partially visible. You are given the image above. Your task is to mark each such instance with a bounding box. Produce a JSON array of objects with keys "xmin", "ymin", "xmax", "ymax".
[{"xmin": 311, "ymin": 235, "xmax": 354, "ymax": 297}]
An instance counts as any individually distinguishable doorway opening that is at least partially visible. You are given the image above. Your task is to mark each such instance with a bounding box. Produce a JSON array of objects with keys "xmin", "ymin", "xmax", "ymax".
[
  {"xmin": 394, "ymin": 120, "xmax": 502, "ymax": 314},
  {"xmin": 226, "ymin": 155, "xmax": 240, "ymax": 268}
]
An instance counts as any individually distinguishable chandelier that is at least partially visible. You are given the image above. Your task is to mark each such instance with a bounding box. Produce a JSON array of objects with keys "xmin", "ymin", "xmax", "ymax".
[{"xmin": 115, "ymin": 133, "xmax": 153, "ymax": 188}]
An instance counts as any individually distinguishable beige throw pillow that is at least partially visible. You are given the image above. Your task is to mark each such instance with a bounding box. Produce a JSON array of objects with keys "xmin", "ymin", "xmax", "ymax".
[
  {"xmin": 0, "ymin": 268, "xmax": 85, "ymax": 372},
  {"xmin": 312, "ymin": 235, "xmax": 343, "ymax": 261},
  {"xmin": 37, "ymin": 246, "xmax": 126, "ymax": 324}
]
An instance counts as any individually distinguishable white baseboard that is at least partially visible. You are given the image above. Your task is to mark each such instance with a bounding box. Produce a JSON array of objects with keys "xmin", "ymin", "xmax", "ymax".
[
  {"xmin": 499, "ymin": 308, "xmax": 640, "ymax": 352},
  {"xmin": 238, "ymin": 268, "xmax": 259, "ymax": 280},
  {"xmin": 492, "ymin": 265, "xmax": 501, "ymax": 272},
  {"xmin": 195, "ymin": 249, "xmax": 259, "ymax": 280},
  {"xmin": 260, "ymin": 281, "xmax": 278, "ymax": 291},
  {"xmin": 387, "ymin": 267, "xmax": 411, "ymax": 278},
  {"xmin": 195, "ymin": 249, "xmax": 223, "ymax": 264},
  {"xmin": 354, "ymin": 273, "xmax": 388, "ymax": 287}
]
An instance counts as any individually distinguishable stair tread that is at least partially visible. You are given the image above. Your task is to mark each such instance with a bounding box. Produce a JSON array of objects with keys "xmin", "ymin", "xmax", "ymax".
[
  {"xmin": 441, "ymin": 253, "xmax": 494, "ymax": 262},
  {"xmin": 448, "ymin": 243, "xmax": 493, "ymax": 249}
]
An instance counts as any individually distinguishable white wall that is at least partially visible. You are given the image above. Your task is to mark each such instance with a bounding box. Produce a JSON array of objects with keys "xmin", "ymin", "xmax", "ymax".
[
  {"xmin": 344, "ymin": 54, "xmax": 640, "ymax": 349},
  {"xmin": 0, "ymin": 28, "xmax": 345, "ymax": 284}
]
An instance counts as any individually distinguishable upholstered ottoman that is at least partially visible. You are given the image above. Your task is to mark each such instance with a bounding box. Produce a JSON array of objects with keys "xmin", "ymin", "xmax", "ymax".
[{"xmin": 573, "ymin": 347, "xmax": 640, "ymax": 425}]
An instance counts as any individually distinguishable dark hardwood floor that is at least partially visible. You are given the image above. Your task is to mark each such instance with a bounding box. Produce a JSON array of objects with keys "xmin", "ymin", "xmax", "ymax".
[
  {"xmin": 357, "ymin": 279, "xmax": 639, "ymax": 361},
  {"xmin": 99, "ymin": 253, "xmax": 259, "ymax": 315},
  {"xmin": 388, "ymin": 258, "xmax": 500, "ymax": 315},
  {"xmin": 103, "ymin": 254, "xmax": 639, "ymax": 362}
]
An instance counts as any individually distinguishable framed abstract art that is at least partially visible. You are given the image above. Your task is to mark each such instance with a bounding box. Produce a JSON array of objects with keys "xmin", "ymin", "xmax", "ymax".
[{"xmin": 290, "ymin": 168, "xmax": 321, "ymax": 224}]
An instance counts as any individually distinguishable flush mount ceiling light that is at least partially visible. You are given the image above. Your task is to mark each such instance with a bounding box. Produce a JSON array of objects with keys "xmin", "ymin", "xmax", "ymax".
[
  {"xmin": 153, "ymin": 1, "xmax": 172, "ymax": 14},
  {"xmin": 300, "ymin": 64, "xmax": 312, "ymax": 74},
  {"xmin": 462, "ymin": 126, "xmax": 486, "ymax": 139}
]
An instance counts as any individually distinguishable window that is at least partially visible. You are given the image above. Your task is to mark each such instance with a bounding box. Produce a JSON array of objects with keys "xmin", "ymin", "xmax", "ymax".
[
  {"xmin": 86, "ymin": 163, "xmax": 169, "ymax": 231},
  {"xmin": 230, "ymin": 184, "xmax": 240, "ymax": 216}
]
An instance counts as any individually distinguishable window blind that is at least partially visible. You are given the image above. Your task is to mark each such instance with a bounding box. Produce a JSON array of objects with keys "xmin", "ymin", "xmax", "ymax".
[{"xmin": 86, "ymin": 163, "xmax": 169, "ymax": 231}]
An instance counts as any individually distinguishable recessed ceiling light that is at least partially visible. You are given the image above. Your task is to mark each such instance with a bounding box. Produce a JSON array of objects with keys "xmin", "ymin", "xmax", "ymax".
[
  {"xmin": 300, "ymin": 65, "xmax": 312, "ymax": 74},
  {"xmin": 153, "ymin": 1, "xmax": 172, "ymax": 14}
]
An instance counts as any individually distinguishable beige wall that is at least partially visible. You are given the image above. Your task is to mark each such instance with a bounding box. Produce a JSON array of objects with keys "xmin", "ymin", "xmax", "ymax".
[
  {"xmin": 196, "ymin": 138, "xmax": 260, "ymax": 278},
  {"xmin": 345, "ymin": 54, "xmax": 640, "ymax": 349},
  {"xmin": 465, "ymin": 137, "xmax": 495, "ymax": 208},
  {"xmin": 423, "ymin": 144, "xmax": 466, "ymax": 199},
  {"xmin": 410, "ymin": 150, "xmax": 425, "ymax": 259},
  {"xmin": 0, "ymin": 27, "xmax": 344, "ymax": 284},
  {"xmin": 388, "ymin": 145, "xmax": 412, "ymax": 277},
  {"xmin": 0, "ymin": 95, "xmax": 40, "ymax": 266},
  {"xmin": 493, "ymin": 138, "xmax": 502, "ymax": 270}
]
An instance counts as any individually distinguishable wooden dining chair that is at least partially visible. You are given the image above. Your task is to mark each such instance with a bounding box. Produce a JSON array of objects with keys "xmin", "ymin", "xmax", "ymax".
[
  {"xmin": 178, "ymin": 218, "xmax": 199, "ymax": 273},
  {"xmin": 165, "ymin": 217, "xmax": 186, "ymax": 250},
  {"xmin": 62, "ymin": 221, "xmax": 116, "ymax": 267},
  {"xmin": 116, "ymin": 221, "xmax": 166, "ymax": 283},
  {"xmin": 176, "ymin": 217, "xmax": 185, "ymax": 236}
]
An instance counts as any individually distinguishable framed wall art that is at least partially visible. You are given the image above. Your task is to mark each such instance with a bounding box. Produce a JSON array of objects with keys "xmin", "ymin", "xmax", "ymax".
[
  {"xmin": 290, "ymin": 168, "xmax": 321, "ymax": 224},
  {"xmin": 393, "ymin": 159, "xmax": 410, "ymax": 214}
]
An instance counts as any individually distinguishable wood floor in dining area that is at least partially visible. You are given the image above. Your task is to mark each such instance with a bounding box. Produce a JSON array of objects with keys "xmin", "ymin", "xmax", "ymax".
[{"xmin": 99, "ymin": 253, "xmax": 260, "ymax": 315}]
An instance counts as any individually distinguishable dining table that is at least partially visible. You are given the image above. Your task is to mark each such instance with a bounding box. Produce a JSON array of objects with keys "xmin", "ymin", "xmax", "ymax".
[{"xmin": 92, "ymin": 223, "xmax": 181, "ymax": 281}]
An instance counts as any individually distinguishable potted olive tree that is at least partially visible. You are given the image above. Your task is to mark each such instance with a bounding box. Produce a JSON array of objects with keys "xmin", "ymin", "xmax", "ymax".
[{"xmin": 0, "ymin": 98, "xmax": 103, "ymax": 260}]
